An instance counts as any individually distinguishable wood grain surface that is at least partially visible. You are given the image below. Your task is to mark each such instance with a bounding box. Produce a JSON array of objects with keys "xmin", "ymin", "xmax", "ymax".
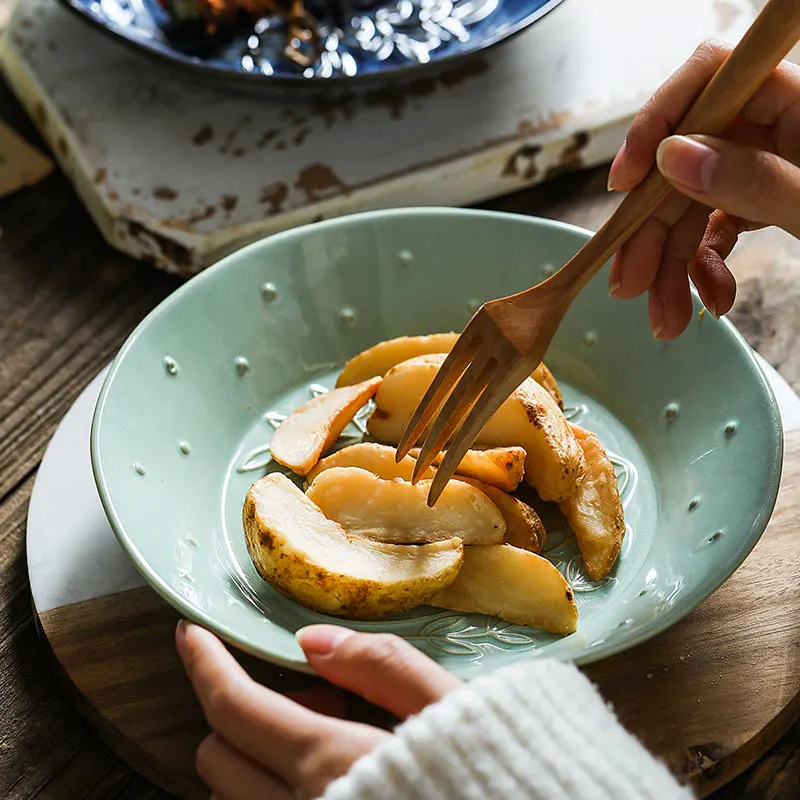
[
  {"xmin": 33, "ymin": 431, "xmax": 800, "ymax": 800},
  {"xmin": 3, "ymin": 0, "xmax": 800, "ymax": 793}
]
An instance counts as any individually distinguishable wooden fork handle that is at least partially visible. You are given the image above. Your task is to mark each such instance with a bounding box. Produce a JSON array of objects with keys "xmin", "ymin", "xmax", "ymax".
[{"xmin": 553, "ymin": 0, "xmax": 800, "ymax": 300}]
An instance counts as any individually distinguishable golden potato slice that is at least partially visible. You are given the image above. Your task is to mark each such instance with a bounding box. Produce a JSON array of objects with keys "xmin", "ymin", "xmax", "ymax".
[
  {"xmin": 559, "ymin": 424, "xmax": 625, "ymax": 581},
  {"xmin": 243, "ymin": 473, "xmax": 463, "ymax": 619},
  {"xmin": 410, "ymin": 446, "xmax": 526, "ymax": 492},
  {"xmin": 367, "ymin": 355, "xmax": 584, "ymax": 502},
  {"xmin": 307, "ymin": 442, "xmax": 434, "ymax": 484},
  {"xmin": 429, "ymin": 545, "xmax": 578, "ymax": 634},
  {"xmin": 336, "ymin": 332, "xmax": 563, "ymax": 407},
  {"xmin": 306, "ymin": 466, "xmax": 505, "ymax": 545},
  {"xmin": 270, "ymin": 378, "xmax": 381, "ymax": 476},
  {"xmin": 456, "ymin": 476, "xmax": 546, "ymax": 553},
  {"xmin": 336, "ymin": 333, "xmax": 458, "ymax": 387},
  {"xmin": 532, "ymin": 363, "xmax": 563, "ymax": 409}
]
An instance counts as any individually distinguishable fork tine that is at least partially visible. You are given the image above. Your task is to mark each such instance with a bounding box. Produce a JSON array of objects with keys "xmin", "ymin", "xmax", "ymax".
[
  {"xmin": 411, "ymin": 353, "xmax": 498, "ymax": 483},
  {"xmin": 395, "ymin": 319, "xmax": 483, "ymax": 461},
  {"xmin": 426, "ymin": 359, "xmax": 535, "ymax": 507}
]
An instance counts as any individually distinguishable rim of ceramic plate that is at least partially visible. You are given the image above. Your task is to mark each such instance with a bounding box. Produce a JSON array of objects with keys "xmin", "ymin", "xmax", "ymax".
[{"xmin": 90, "ymin": 207, "xmax": 784, "ymax": 676}]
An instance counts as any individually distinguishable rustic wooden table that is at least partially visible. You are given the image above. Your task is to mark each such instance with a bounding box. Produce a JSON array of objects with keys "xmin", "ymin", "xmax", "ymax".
[{"xmin": 2, "ymin": 59, "xmax": 800, "ymax": 800}]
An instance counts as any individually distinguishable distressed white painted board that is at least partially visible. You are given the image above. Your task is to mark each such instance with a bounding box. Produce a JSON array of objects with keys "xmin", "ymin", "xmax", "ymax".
[{"xmin": 1, "ymin": 0, "xmax": 753, "ymax": 274}]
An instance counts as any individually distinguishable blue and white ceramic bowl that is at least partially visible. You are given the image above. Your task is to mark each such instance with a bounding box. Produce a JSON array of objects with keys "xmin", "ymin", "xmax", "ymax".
[{"xmin": 57, "ymin": 0, "xmax": 565, "ymax": 86}]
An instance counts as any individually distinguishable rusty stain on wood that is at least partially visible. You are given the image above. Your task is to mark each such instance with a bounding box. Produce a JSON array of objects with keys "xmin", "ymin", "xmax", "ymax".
[
  {"xmin": 259, "ymin": 182, "xmax": 289, "ymax": 216},
  {"xmin": 543, "ymin": 131, "xmax": 591, "ymax": 181},
  {"xmin": 310, "ymin": 97, "xmax": 356, "ymax": 128},
  {"xmin": 364, "ymin": 78, "xmax": 437, "ymax": 119},
  {"xmin": 191, "ymin": 124, "xmax": 214, "ymax": 146},
  {"xmin": 93, "ymin": 168, "xmax": 106, "ymax": 185},
  {"xmin": 218, "ymin": 115, "xmax": 253, "ymax": 155},
  {"xmin": 124, "ymin": 220, "xmax": 193, "ymax": 271},
  {"xmin": 502, "ymin": 144, "xmax": 542, "ymax": 180},
  {"xmin": 256, "ymin": 129, "xmax": 278, "ymax": 148},
  {"xmin": 220, "ymin": 194, "xmax": 238, "ymax": 217},
  {"xmin": 185, "ymin": 205, "xmax": 217, "ymax": 225},
  {"xmin": 363, "ymin": 57, "xmax": 488, "ymax": 119},
  {"xmin": 153, "ymin": 186, "xmax": 179, "ymax": 201},
  {"xmin": 294, "ymin": 164, "xmax": 348, "ymax": 203},
  {"xmin": 293, "ymin": 129, "xmax": 311, "ymax": 146}
]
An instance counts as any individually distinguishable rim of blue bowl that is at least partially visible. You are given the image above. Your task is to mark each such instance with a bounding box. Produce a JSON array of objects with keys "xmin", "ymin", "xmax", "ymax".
[
  {"xmin": 56, "ymin": 0, "xmax": 567, "ymax": 88},
  {"xmin": 90, "ymin": 207, "xmax": 784, "ymax": 673}
]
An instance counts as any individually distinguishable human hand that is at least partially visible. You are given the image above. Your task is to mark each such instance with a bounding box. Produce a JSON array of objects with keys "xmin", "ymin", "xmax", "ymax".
[
  {"xmin": 608, "ymin": 41, "xmax": 800, "ymax": 339},
  {"xmin": 176, "ymin": 621, "xmax": 459, "ymax": 799}
]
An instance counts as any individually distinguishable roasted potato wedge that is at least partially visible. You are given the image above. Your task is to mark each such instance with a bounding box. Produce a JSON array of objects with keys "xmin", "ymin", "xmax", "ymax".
[
  {"xmin": 336, "ymin": 333, "xmax": 458, "ymax": 387},
  {"xmin": 243, "ymin": 473, "xmax": 463, "ymax": 618},
  {"xmin": 532, "ymin": 363, "xmax": 563, "ymax": 408},
  {"xmin": 337, "ymin": 332, "xmax": 563, "ymax": 407},
  {"xmin": 306, "ymin": 466, "xmax": 505, "ymax": 545},
  {"xmin": 411, "ymin": 446, "xmax": 526, "ymax": 492},
  {"xmin": 307, "ymin": 442, "xmax": 434, "ymax": 484},
  {"xmin": 560, "ymin": 424, "xmax": 625, "ymax": 580},
  {"xmin": 270, "ymin": 377, "xmax": 381, "ymax": 476},
  {"xmin": 429, "ymin": 544, "xmax": 578, "ymax": 634},
  {"xmin": 368, "ymin": 355, "xmax": 584, "ymax": 502},
  {"xmin": 456, "ymin": 476, "xmax": 546, "ymax": 553}
]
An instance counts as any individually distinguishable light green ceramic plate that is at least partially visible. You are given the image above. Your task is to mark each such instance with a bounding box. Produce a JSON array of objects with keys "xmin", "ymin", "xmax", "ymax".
[{"xmin": 91, "ymin": 208, "xmax": 782, "ymax": 679}]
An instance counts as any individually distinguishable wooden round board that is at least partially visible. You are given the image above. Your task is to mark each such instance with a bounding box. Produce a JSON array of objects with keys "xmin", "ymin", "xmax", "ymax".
[{"xmin": 28, "ymin": 360, "xmax": 800, "ymax": 800}]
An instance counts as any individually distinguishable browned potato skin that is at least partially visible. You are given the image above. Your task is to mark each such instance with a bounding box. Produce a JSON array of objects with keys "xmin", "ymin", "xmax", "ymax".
[
  {"xmin": 456, "ymin": 476, "xmax": 546, "ymax": 553},
  {"xmin": 336, "ymin": 332, "xmax": 563, "ymax": 406},
  {"xmin": 368, "ymin": 354, "xmax": 584, "ymax": 502},
  {"xmin": 502, "ymin": 379, "xmax": 584, "ymax": 502},
  {"xmin": 243, "ymin": 474, "xmax": 463, "ymax": 619},
  {"xmin": 410, "ymin": 446, "xmax": 526, "ymax": 492},
  {"xmin": 559, "ymin": 424, "xmax": 625, "ymax": 581},
  {"xmin": 532, "ymin": 363, "xmax": 563, "ymax": 409}
]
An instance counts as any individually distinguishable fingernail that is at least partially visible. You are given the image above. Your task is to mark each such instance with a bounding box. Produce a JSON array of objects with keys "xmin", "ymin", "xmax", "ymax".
[
  {"xmin": 609, "ymin": 281, "xmax": 622, "ymax": 297},
  {"xmin": 296, "ymin": 625, "xmax": 354, "ymax": 656},
  {"xmin": 650, "ymin": 294, "xmax": 665, "ymax": 339},
  {"xmin": 607, "ymin": 140, "xmax": 627, "ymax": 191},
  {"xmin": 175, "ymin": 619, "xmax": 187, "ymax": 653},
  {"xmin": 656, "ymin": 135, "xmax": 719, "ymax": 194}
]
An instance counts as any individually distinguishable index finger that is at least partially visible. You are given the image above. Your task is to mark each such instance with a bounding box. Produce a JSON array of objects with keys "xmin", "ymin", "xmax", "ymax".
[
  {"xmin": 611, "ymin": 43, "xmax": 800, "ymax": 191},
  {"xmin": 609, "ymin": 41, "xmax": 729, "ymax": 191},
  {"xmin": 176, "ymin": 621, "xmax": 326, "ymax": 781}
]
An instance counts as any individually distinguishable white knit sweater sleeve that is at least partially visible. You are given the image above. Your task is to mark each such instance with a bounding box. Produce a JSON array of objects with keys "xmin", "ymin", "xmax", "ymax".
[{"xmin": 323, "ymin": 659, "xmax": 693, "ymax": 800}]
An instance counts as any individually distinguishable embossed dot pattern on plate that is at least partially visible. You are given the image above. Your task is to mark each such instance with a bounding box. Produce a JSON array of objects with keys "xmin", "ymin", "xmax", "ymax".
[{"xmin": 261, "ymin": 282, "xmax": 278, "ymax": 303}]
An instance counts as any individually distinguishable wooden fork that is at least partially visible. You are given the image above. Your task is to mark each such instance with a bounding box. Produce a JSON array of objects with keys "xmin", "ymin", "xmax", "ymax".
[{"xmin": 397, "ymin": 0, "xmax": 800, "ymax": 507}]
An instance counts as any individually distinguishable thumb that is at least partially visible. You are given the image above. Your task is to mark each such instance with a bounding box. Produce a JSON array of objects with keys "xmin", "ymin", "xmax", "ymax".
[
  {"xmin": 296, "ymin": 625, "xmax": 460, "ymax": 718},
  {"xmin": 657, "ymin": 134, "xmax": 800, "ymax": 239}
]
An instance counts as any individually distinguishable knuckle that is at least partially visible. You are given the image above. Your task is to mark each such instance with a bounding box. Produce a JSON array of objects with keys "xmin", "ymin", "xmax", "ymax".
[
  {"xmin": 693, "ymin": 39, "xmax": 731, "ymax": 64},
  {"xmin": 204, "ymin": 684, "xmax": 240, "ymax": 727},
  {"xmin": 355, "ymin": 632, "xmax": 409, "ymax": 669},
  {"xmin": 195, "ymin": 734, "xmax": 218, "ymax": 783}
]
